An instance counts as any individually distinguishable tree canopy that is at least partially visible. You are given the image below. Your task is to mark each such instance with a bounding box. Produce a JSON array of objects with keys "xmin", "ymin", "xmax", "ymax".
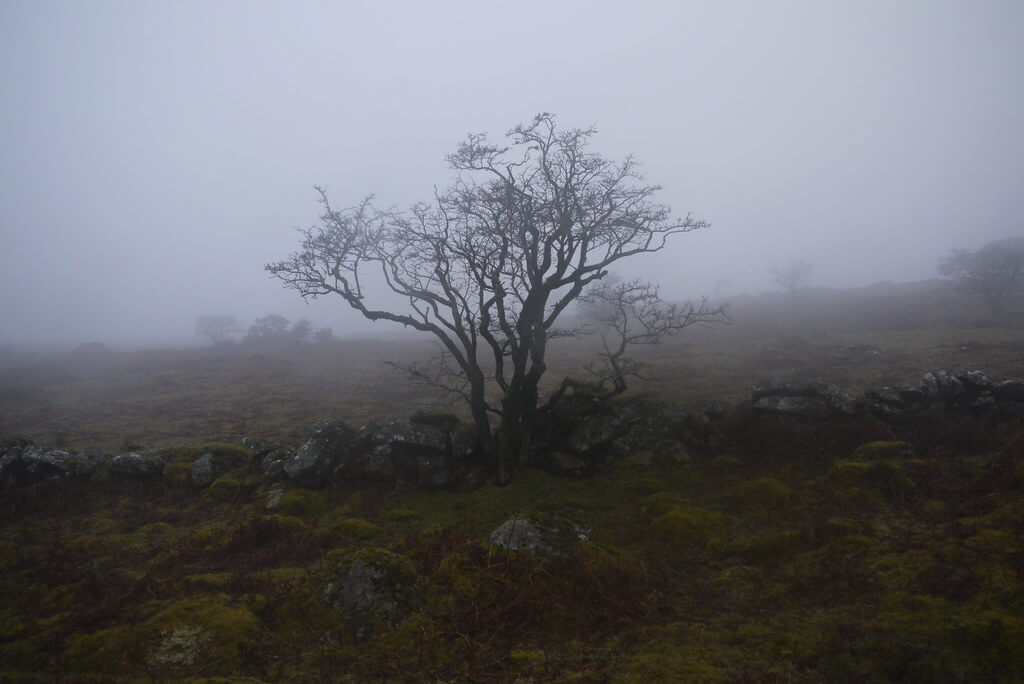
[
  {"xmin": 268, "ymin": 113, "xmax": 718, "ymax": 483},
  {"xmin": 939, "ymin": 237, "xmax": 1024, "ymax": 313}
]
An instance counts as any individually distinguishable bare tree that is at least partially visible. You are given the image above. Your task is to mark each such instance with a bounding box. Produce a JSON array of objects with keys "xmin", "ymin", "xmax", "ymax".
[
  {"xmin": 290, "ymin": 318, "xmax": 313, "ymax": 343},
  {"xmin": 196, "ymin": 314, "xmax": 241, "ymax": 344},
  {"xmin": 772, "ymin": 260, "xmax": 814, "ymax": 295},
  {"xmin": 314, "ymin": 326, "xmax": 335, "ymax": 343},
  {"xmin": 268, "ymin": 113, "xmax": 711, "ymax": 483},
  {"xmin": 244, "ymin": 314, "xmax": 290, "ymax": 345},
  {"xmin": 938, "ymin": 237, "xmax": 1024, "ymax": 313},
  {"xmin": 572, "ymin": 280, "xmax": 728, "ymax": 397}
]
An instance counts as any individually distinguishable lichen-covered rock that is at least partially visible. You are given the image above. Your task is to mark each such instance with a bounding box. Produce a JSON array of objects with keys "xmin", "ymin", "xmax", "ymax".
[
  {"xmin": 992, "ymin": 379, "xmax": 1024, "ymax": 401},
  {"xmin": 1, "ymin": 442, "xmax": 112, "ymax": 486},
  {"xmin": 863, "ymin": 387, "xmax": 908, "ymax": 417},
  {"xmin": 568, "ymin": 413, "xmax": 621, "ymax": 454},
  {"xmin": 488, "ymin": 514, "xmax": 589, "ymax": 558},
  {"xmin": 190, "ymin": 448, "xmax": 248, "ymax": 489},
  {"xmin": 919, "ymin": 370, "xmax": 965, "ymax": 403},
  {"xmin": 19, "ymin": 446, "xmax": 72, "ymax": 481},
  {"xmin": 533, "ymin": 392, "xmax": 710, "ymax": 474},
  {"xmin": 361, "ymin": 421, "xmax": 458, "ymax": 489},
  {"xmin": 67, "ymin": 448, "xmax": 112, "ymax": 481},
  {"xmin": 408, "ymin": 409, "xmax": 460, "ymax": 433},
  {"xmin": 956, "ymin": 370, "xmax": 991, "ymax": 390},
  {"xmin": 284, "ymin": 420, "xmax": 357, "ymax": 488},
  {"xmin": 323, "ymin": 548, "xmax": 421, "ymax": 638},
  {"xmin": 866, "ymin": 371, "xmax": 1005, "ymax": 419},
  {"xmin": 110, "ymin": 452, "xmax": 165, "ymax": 478},
  {"xmin": 191, "ymin": 453, "xmax": 218, "ymax": 488},
  {"xmin": 263, "ymin": 486, "xmax": 285, "ymax": 511},
  {"xmin": 751, "ymin": 379, "xmax": 857, "ymax": 417}
]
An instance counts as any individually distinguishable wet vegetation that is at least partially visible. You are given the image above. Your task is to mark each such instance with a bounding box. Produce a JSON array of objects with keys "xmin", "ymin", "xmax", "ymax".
[{"xmin": 1, "ymin": 281, "xmax": 1023, "ymax": 681}]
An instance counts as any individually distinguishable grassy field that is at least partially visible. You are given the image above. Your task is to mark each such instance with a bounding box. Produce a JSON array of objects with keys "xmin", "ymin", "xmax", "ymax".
[
  {"xmin": 2, "ymin": 279, "xmax": 1022, "ymax": 452},
  {"xmin": 1, "ymin": 279, "xmax": 1024, "ymax": 681}
]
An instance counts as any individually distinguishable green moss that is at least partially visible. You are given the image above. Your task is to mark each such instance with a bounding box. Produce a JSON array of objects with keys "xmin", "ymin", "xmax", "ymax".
[
  {"xmin": 275, "ymin": 488, "xmax": 330, "ymax": 516},
  {"xmin": 827, "ymin": 460, "xmax": 913, "ymax": 503},
  {"xmin": 141, "ymin": 521, "xmax": 176, "ymax": 538},
  {"xmin": 852, "ymin": 440, "xmax": 913, "ymax": 461},
  {"xmin": 386, "ymin": 508, "xmax": 421, "ymax": 521},
  {"xmin": 140, "ymin": 594, "xmax": 260, "ymax": 677},
  {"xmin": 965, "ymin": 528, "xmax": 1017, "ymax": 554},
  {"xmin": 0, "ymin": 540, "xmax": 17, "ymax": 570},
  {"xmin": 324, "ymin": 548, "xmax": 422, "ymax": 638},
  {"xmin": 204, "ymin": 474, "xmax": 242, "ymax": 502},
  {"xmin": 712, "ymin": 565, "xmax": 762, "ymax": 598},
  {"xmin": 82, "ymin": 516, "xmax": 123, "ymax": 534},
  {"xmin": 318, "ymin": 514, "xmax": 384, "ymax": 541},
  {"xmin": 189, "ymin": 521, "xmax": 231, "ymax": 551},
  {"xmin": 571, "ymin": 543, "xmax": 643, "ymax": 590},
  {"xmin": 921, "ymin": 500, "xmax": 948, "ymax": 518},
  {"xmin": 873, "ymin": 550, "xmax": 939, "ymax": 592},
  {"xmin": 622, "ymin": 477, "xmax": 664, "ymax": 496},
  {"xmin": 722, "ymin": 530, "xmax": 803, "ymax": 561},
  {"xmin": 615, "ymin": 624, "xmax": 725, "ymax": 683},
  {"xmin": 640, "ymin": 492, "xmax": 684, "ymax": 518},
  {"xmin": 510, "ymin": 647, "xmax": 549, "ymax": 674},
  {"xmin": 63, "ymin": 625, "xmax": 138, "ymax": 674},
  {"xmin": 652, "ymin": 506, "xmax": 725, "ymax": 547},
  {"xmin": 724, "ymin": 477, "xmax": 793, "ymax": 511},
  {"xmin": 165, "ymin": 460, "xmax": 193, "ymax": 487},
  {"xmin": 261, "ymin": 514, "xmax": 307, "ymax": 534}
]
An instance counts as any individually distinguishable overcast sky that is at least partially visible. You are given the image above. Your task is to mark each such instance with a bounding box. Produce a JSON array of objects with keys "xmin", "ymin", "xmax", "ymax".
[{"xmin": 2, "ymin": 0, "xmax": 1022, "ymax": 346}]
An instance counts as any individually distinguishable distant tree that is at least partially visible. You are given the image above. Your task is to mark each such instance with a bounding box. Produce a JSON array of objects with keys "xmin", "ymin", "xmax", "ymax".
[
  {"xmin": 267, "ymin": 113, "xmax": 713, "ymax": 484},
  {"xmin": 290, "ymin": 318, "xmax": 313, "ymax": 343},
  {"xmin": 568, "ymin": 279, "xmax": 728, "ymax": 397},
  {"xmin": 939, "ymin": 237, "xmax": 1024, "ymax": 313},
  {"xmin": 196, "ymin": 314, "xmax": 241, "ymax": 344},
  {"xmin": 772, "ymin": 260, "xmax": 814, "ymax": 295},
  {"xmin": 245, "ymin": 314, "xmax": 290, "ymax": 344},
  {"xmin": 314, "ymin": 326, "xmax": 335, "ymax": 343}
]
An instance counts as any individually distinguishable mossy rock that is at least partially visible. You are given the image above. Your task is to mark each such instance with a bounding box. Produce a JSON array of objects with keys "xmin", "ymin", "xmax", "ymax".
[
  {"xmin": 140, "ymin": 594, "xmax": 260, "ymax": 678},
  {"xmin": 488, "ymin": 513, "xmax": 589, "ymax": 558},
  {"xmin": 323, "ymin": 547, "xmax": 422, "ymax": 638},
  {"xmin": 652, "ymin": 506, "xmax": 725, "ymax": 547}
]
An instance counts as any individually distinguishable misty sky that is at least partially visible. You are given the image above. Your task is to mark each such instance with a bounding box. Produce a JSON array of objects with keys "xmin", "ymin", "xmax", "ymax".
[{"xmin": 2, "ymin": 1, "xmax": 1022, "ymax": 346}]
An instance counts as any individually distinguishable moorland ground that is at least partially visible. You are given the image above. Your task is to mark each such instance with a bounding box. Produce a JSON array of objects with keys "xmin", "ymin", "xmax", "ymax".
[
  {"xmin": 1, "ymin": 279, "xmax": 1024, "ymax": 682},
  {"xmin": 2, "ymin": 279, "xmax": 1023, "ymax": 453}
]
